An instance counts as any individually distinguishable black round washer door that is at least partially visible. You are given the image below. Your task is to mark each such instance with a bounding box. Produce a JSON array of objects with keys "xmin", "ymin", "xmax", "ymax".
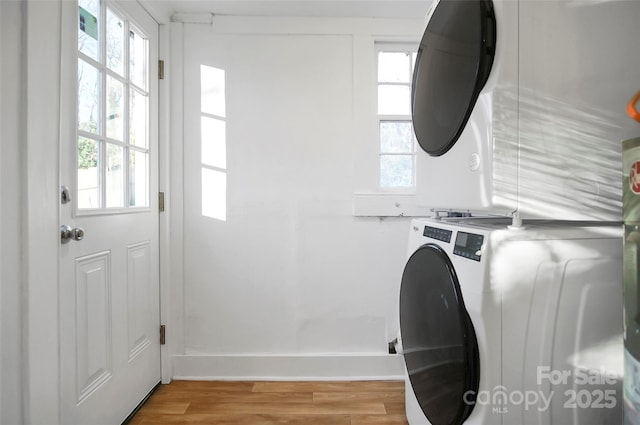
[
  {"xmin": 411, "ymin": 0, "xmax": 496, "ymax": 157},
  {"xmin": 400, "ymin": 243, "xmax": 480, "ymax": 425}
]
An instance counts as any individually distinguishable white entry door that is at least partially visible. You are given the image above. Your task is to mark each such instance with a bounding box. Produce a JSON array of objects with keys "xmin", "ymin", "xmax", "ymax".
[{"xmin": 59, "ymin": 1, "xmax": 160, "ymax": 423}]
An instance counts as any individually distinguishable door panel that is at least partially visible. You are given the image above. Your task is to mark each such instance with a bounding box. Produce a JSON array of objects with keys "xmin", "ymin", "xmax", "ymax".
[
  {"xmin": 127, "ymin": 241, "xmax": 154, "ymax": 360},
  {"xmin": 59, "ymin": 1, "xmax": 160, "ymax": 423},
  {"xmin": 75, "ymin": 251, "xmax": 112, "ymax": 404}
]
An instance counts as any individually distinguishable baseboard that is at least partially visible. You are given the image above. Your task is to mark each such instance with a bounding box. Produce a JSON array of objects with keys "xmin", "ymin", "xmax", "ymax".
[{"xmin": 172, "ymin": 353, "xmax": 405, "ymax": 381}]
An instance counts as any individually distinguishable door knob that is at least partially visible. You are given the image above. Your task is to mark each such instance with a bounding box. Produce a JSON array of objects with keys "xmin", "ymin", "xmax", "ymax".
[{"xmin": 60, "ymin": 225, "xmax": 85, "ymax": 243}]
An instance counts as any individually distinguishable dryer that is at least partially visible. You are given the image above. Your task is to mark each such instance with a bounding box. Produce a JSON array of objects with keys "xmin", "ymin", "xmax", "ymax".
[
  {"xmin": 400, "ymin": 218, "xmax": 623, "ymax": 424},
  {"xmin": 412, "ymin": 0, "xmax": 640, "ymax": 220}
]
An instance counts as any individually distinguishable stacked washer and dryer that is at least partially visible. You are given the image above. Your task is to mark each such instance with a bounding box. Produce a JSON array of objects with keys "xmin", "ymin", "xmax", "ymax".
[{"xmin": 398, "ymin": 0, "xmax": 640, "ymax": 424}]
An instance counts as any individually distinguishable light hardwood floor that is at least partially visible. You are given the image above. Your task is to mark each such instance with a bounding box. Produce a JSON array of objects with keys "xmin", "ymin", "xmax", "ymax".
[{"xmin": 128, "ymin": 380, "xmax": 409, "ymax": 424}]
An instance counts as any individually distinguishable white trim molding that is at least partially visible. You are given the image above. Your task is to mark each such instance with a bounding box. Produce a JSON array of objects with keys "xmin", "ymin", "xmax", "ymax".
[
  {"xmin": 167, "ymin": 20, "xmax": 187, "ymax": 375},
  {"xmin": 353, "ymin": 193, "xmax": 431, "ymax": 217},
  {"xmin": 172, "ymin": 353, "xmax": 405, "ymax": 381}
]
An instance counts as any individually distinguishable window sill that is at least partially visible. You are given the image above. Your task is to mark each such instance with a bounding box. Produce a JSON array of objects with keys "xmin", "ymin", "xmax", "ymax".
[{"xmin": 352, "ymin": 193, "xmax": 431, "ymax": 217}]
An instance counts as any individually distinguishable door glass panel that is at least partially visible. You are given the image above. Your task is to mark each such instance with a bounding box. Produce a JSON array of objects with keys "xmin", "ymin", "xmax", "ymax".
[
  {"xmin": 78, "ymin": 0, "xmax": 99, "ymax": 60},
  {"xmin": 77, "ymin": 137, "xmax": 100, "ymax": 209},
  {"xmin": 78, "ymin": 60, "xmax": 100, "ymax": 134},
  {"xmin": 400, "ymin": 244, "xmax": 479, "ymax": 424},
  {"xmin": 129, "ymin": 28, "xmax": 147, "ymax": 89},
  {"xmin": 129, "ymin": 89, "xmax": 147, "ymax": 148},
  {"xmin": 106, "ymin": 143, "xmax": 124, "ymax": 207},
  {"xmin": 77, "ymin": 2, "xmax": 150, "ymax": 212},
  {"xmin": 106, "ymin": 76, "xmax": 124, "ymax": 141},
  {"xmin": 129, "ymin": 150, "xmax": 148, "ymax": 207},
  {"xmin": 106, "ymin": 9, "xmax": 124, "ymax": 76},
  {"xmin": 378, "ymin": 85, "xmax": 411, "ymax": 115}
]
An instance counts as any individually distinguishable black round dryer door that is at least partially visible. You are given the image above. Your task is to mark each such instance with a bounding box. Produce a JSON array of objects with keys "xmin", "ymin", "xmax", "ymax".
[
  {"xmin": 411, "ymin": 0, "xmax": 496, "ymax": 157},
  {"xmin": 400, "ymin": 243, "xmax": 480, "ymax": 425}
]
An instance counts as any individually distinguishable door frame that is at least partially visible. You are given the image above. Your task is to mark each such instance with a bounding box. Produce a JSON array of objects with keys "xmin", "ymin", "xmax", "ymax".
[
  {"xmin": 23, "ymin": 1, "xmax": 63, "ymax": 422},
  {"xmin": 23, "ymin": 1, "xmax": 172, "ymax": 422},
  {"xmin": 158, "ymin": 17, "xmax": 176, "ymax": 386}
]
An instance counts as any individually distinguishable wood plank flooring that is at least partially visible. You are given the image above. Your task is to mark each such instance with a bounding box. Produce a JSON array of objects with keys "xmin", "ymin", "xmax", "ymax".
[{"xmin": 128, "ymin": 380, "xmax": 409, "ymax": 425}]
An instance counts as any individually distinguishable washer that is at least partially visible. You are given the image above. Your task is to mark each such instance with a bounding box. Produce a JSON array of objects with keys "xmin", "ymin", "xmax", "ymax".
[
  {"xmin": 400, "ymin": 218, "xmax": 623, "ymax": 424},
  {"xmin": 411, "ymin": 0, "xmax": 640, "ymax": 220}
]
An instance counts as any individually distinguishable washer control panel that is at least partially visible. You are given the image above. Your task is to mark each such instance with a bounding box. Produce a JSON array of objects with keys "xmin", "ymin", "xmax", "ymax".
[
  {"xmin": 453, "ymin": 232, "xmax": 484, "ymax": 261},
  {"xmin": 423, "ymin": 226, "xmax": 453, "ymax": 243}
]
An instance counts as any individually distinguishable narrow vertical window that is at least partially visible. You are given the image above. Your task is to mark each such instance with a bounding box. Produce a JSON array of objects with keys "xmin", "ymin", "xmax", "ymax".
[
  {"xmin": 377, "ymin": 45, "xmax": 417, "ymax": 189},
  {"xmin": 200, "ymin": 65, "xmax": 227, "ymax": 221}
]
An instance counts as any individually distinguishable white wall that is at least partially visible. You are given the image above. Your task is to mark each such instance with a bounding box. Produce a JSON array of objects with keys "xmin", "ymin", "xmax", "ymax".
[
  {"xmin": 1, "ymin": 1, "xmax": 23, "ymax": 422},
  {"xmin": 173, "ymin": 16, "xmax": 423, "ymax": 379}
]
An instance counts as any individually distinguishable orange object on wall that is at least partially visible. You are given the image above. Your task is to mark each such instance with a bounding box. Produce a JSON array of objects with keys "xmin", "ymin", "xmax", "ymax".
[{"xmin": 628, "ymin": 91, "xmax": 640, "ymax": 123}]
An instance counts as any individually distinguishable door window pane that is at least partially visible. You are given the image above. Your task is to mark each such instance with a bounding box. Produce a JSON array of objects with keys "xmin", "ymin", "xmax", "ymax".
[
  {"xmin": 106, "ymin": 9, "xmax": 124, "ymax": 76},
  {"xmin": 77, "ymin": 2, "xmax": 150, "ymax": 212},
  {"xmin": 380, "ymin": 155, "xmax": 413, "ymax": 188},
  {"xmin": 77, "ymin": 137, "xmax": 100, "ymax": 209},
  {"xmin": 129, "ymin": 150, "xmax": 148, "ymax": 207},
  {"xmin": 129, "ymin": 28, "xmax": 147, "ymax": 89},
  {"xmin": 106, "ymin": 143, "xmax": 124, "ymax": 207},
  {"xmin": 78, "ymin": 0, "xmax": 99, "ymax": 60},
  {"xmin": 106, "ymin": 76, "xmax": 124, "ymax": 141},
  {"xmin": 130, "ymin": 89, "xmax": 147, "ymax": 148},
  {"xmin": 78, "ymin": 60, "xmax": 100, "ymax": 134}
]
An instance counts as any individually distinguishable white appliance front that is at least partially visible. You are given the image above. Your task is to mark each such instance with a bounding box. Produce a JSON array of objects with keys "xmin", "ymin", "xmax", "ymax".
[
  {"xmin": 412, "ymin": 0, "xmax": 640, "ymax": 220},
  {"xmin": 400, "ymin": 218, "xmax": 623, "ymax": 424}
]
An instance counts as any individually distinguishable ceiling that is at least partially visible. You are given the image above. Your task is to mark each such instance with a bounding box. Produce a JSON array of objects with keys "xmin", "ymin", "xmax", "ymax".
[{"xmin": 140, "ymin": 0, "xmax": 431, "ymax": 22}]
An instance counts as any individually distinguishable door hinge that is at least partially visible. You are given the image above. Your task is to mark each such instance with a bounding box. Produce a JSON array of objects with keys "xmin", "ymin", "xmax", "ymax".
[
  {"xmin": 160, "ymin": 325, "xmax": 166, "ymax": 345},
  {"xmin": 159, "ymin": 60, "xmax": 165, "ymax": 80},
  {"xmin": 159, "ymin": 192, "xmax": 165, "ymax": 212}
]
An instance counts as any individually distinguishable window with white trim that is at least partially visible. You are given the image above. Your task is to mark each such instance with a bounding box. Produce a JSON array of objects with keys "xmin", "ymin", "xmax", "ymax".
[{"xmin": 376, "ymin": 44, "xmax": 418, "ymax": 190}]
